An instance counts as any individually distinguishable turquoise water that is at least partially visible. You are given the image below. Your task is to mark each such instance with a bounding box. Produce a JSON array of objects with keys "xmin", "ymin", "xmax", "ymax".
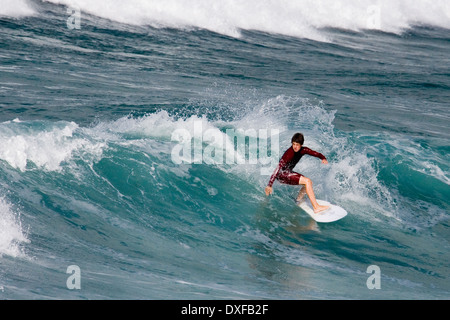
[{"xmin": 0, "ymin": 0, "xmax": 449, "ymax": 299}]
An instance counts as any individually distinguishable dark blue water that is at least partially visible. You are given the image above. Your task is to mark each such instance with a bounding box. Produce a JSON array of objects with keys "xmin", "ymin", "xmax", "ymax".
[{"xmin": 0, "ymin": 0, "xmax": 449, "ymax": 299}]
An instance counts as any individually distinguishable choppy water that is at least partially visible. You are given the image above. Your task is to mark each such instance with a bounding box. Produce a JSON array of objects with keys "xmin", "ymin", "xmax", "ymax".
[{"xmin": 0, "ymin": 0, "xmax": 449, "ymax": 299}]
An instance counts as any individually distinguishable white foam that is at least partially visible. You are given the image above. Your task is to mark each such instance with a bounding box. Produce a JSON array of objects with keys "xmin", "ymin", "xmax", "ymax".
[
  {"xmin": 227, "ymin": 96, "xmax": 399, "ymax": 220},
  {"xmin": 0, "ymin": 196, "xmax": 28, "ymax": 258},
  {"xmin": 96, "ymin": 111, "xmax": 248, "ymax": 166},
  {"xmin": 105, "ymin": 100, "xmax": 398, "ymax": 224},
  {"xmin": 43, "ymin": 0, "xmax": 450, "ymax": 41},
  {"xmin": 0, "ymin": 121, "xmax": 105, "ymax": 172},
  {"xmin": 100, "ymin": 110, "xmax": 206, "ymax": 140},
  {"xmin": 0, "ymin": 0, "xmax": 36, "ymax": 18}
]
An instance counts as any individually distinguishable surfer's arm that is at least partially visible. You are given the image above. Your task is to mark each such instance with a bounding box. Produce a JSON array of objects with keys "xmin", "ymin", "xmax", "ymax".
[
  {"xmin": 265, "ymin": 166, "xmax": 280, "ymax": 195},
  {"xmin": 267, "ymin": 164, "xmax": 280, "ymax": 188},
  {"xmin": 265, "ymin": 148, "xmax": 293, "ymax": 195},
  {"xmin": 302, "ymin": 147, "xmax": 327, "ymax": 163}
]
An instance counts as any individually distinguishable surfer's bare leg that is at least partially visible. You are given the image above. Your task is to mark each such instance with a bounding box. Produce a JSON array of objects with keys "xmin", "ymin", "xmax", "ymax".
[
  {"xmin": 296, "ymin": 186, "xmax": 307, "ymax": 203},
  {"xmin": 299, "ymin": 176, "xmax": 329, "ymax": 213}
]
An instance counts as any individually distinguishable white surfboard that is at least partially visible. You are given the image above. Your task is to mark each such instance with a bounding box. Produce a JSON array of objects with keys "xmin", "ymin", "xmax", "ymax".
[{"xmin": 298, "ymin": 200, "xmax": 347, "ymax": 223}]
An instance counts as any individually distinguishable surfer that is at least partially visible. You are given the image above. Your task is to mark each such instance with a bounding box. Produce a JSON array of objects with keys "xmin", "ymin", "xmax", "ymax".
[{"xmin": 265, "ymin": 133, "xmax": 329, "ymax": 213}]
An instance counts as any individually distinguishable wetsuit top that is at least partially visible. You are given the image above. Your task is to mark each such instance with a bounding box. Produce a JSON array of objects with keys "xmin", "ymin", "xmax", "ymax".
[{"xmin": 267, "ymin": 146, "xmax": 326, "ymax": 187}]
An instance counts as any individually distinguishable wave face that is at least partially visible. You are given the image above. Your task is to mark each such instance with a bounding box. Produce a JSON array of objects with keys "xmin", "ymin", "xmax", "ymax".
[{"xmin": 0, "ymin": 0, "xmax": 449, "ymax": 299}]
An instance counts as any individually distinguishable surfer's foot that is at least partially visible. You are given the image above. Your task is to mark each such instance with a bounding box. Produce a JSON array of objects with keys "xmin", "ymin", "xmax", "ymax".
[
  {"xmin": 295, "ymin": 197, "xmax": 305, "ymax": 205},
  {"xmin": 313, "ymin": 205, "xmax": 329, "ymax": 214}
]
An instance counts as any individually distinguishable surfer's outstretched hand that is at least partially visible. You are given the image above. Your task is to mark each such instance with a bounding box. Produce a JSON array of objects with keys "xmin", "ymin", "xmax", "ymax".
[{"xmin": 265, "ymin": 186, "xmax": 273, "ymax": 196}]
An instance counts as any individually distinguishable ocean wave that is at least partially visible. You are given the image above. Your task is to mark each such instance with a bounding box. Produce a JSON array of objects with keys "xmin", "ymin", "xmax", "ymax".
[
  {"xmin": 5, "ymin": 0, "xmax": 448, "ymax": 41},
  {"xmin": 0, "ymin": 196, "xmax": 28, "ymax": 258},
  {"xmin": 0, "ymin": 0, "xmax": 36, "ymax": 18},
  {"xmin": 0, "ymin": 119, "xmax": 105, "ymax": 172},
  {"xmin": 0, "ymin": 96, "xmax": 446, "ymax": 231},
  {"xmin": 0, "ymin": 98, "xmax": 395, "ymax": 216}
]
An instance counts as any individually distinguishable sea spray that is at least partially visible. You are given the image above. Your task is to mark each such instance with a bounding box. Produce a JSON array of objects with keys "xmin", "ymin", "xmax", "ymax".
[
  {"xmin": 0, "ymin": 0, "xmax": 36, "ymax": 18},
  {"xmin": 37, "ymin": 0, "xmax": 450, "ymax": 41},
  {"xmin": 0, "ymin": 196, "xmax": 28, "ymax": 258},
  {"xmin": 0, "ymin": 120, "xmax": 106, "ymax": 172},
  {"xmin": 1, "ymin": 2, "xmax": 449, "ymax": 298}
]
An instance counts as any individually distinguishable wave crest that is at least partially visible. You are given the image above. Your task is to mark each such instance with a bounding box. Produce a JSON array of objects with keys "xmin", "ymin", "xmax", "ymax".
[
  {"xmin": 0, "ymin": 196, "xmax": 28, "ymax": 258},
  {"xmin": 27, "ymin": 0, "xmax": 450, "ymax": 41}
]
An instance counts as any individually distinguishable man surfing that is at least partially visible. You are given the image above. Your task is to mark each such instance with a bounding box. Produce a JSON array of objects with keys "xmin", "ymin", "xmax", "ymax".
[{"xmin": 265, "ymin": 132, "xmax": 329, "ymax": 213}]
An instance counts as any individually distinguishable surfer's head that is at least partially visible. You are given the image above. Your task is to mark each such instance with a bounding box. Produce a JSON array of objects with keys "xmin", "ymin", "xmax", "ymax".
[
  {"xmin": 291, "ymin": 133, "xmax": 304, "ymax": 152},
  {"xmin": 291, "ymin": 132, "xmax": 304, "ymax": 145}
]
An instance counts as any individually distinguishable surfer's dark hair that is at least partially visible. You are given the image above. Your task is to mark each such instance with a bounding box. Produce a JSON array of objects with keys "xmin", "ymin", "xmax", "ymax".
[{"xmin": 291, "ymin": 132, "xmax": 304, "ymax": 145}]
